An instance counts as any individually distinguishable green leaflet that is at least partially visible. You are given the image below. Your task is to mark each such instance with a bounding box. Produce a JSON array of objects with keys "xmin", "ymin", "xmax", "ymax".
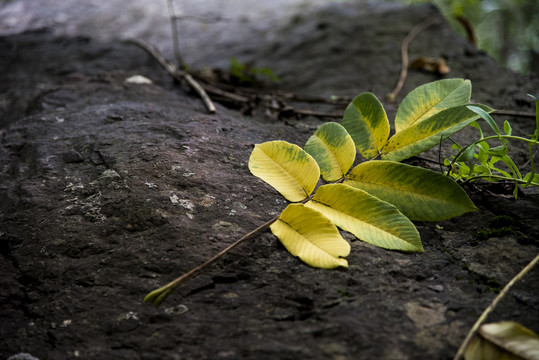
[
  {"xmin": 248, "ymin": 140, "xmax": 320, "ymax": 202},
  {"xmin": 345, "ymin": 161, "xmax": 477, "ymax": 221},
  {"xmin": 270, "ymin": 203, "xmax": 350, "ymax": 269},
  {"xmin": 395, "ymin": 78, "xmax": 471, "ymax": 132},
  {"xmin": 304, "ymin": 122, "xmax": 356, "ymax": 181},
  {"xmin": 305, "ymin": 184, "xmax": 423, "ymax": 252},
  {"xmin": 342, "ymin": 92, "xmax": 390, "ymax": 159},
  {"xmin": 382, "ymin": 104, "xmax": 495, "ymax": 161}
]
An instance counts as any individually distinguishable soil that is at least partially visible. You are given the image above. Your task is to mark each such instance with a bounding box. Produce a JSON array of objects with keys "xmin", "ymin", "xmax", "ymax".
[{"xmin": 1, "ymin": 2, "xmax": 538, "ymax": 360}]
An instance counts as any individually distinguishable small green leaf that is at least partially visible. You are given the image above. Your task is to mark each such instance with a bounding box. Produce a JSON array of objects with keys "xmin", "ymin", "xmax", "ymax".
[
  {"xmin": 487, "ymin": 144, "xmax": 509, "ymax": 157},
  {"xmin": 504, "ymin": 120, "xmax": 513, "ymax": 136},
  {"xmin": 469, "ymin": 120, "xmax": 485, "ymax": 139},
  {"xmin": 395, "ymin": 79, "xmax": 471, "ymax": 132},
  {"xmin": 304, "ymin": 122, "xmax": 356, "ymax": 181},
  {"xmin": 459, "ymin": 163, "xmax": 471, "ymax": 176},
  {"xmin": 456, "ymin": 145, "xmax": 476, "ymax": 163},
  {"xmin": 342, "ymin": 92, "xmax": 390, "ymax": 159},
  {"xmin": 465, "ymin": 321, "xmax": 539, "ymax": 360},
  {"xmin": 248, "ymin": 140, "xmax": 320, "ymax": 202},
  {"xmin": 305, "ymin": 184, "xmax": 423, "ymax": 252},
  {"xmin": 469, "ymin": 105, "xmax": 501, "ymax": 136},
  {"xmin": 345, "ymin": 161, "xmax": 477, "ymax": 221},
  {"xmin": 382, "ymin": 104, "xmax": 494, "ymax": 162},
  {"xmin": 270, "ymin": 204, "xmax": 350, "ymax": 269},
  {"xmin": 523, "ymin": 172, "xmax": 539, "ymax": 187},
  {"xmin": 477, "ymin": 142, "xmax": 490, "ymax": 164}
]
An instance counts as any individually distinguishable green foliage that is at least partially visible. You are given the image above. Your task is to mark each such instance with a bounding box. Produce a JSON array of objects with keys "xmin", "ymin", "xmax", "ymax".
[
  {"xmin": 444, "ymin": 98, "xmax": 539, "ymax": 198},
  {"xmin": 269, "ymin": 203, "xmax": 350, "ymax": 268},
  {"xmin": 345, "ymin": 161, "xmax": 476, "ymax": 221},
  {"xmin": 249, "ymin": 79, "xmax": 482, "ymax": 268},
  {"xmin": 402, "ymin": 0, "xmax": 539, "ymax": 74},
  {"xmin": 341, "ymin": 79, "xmax": 493, "ymax": 162},
  {"xmin": 304, "ymin": 122, "xmax": 356, "ymax": 181},
  {"xmin": 229, "ymin": 57, "xmax": 280, "ymax": 84}
]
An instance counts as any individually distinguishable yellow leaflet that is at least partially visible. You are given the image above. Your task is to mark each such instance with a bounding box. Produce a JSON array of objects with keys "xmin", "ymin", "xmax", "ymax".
[
  {"xmin": 270, "ymin": 204, "xmax": 350, "ymax": 269},
  {"xmin": 306, "ymin": 184, "xmax": 423, "ymax": 252},
  {"xmin": 304, "ymin": 122, "xmax": 356, "ymax": 181},
  {"xmin": 248, "ymin": 140, "xmax": 320, "ymax": 202}
]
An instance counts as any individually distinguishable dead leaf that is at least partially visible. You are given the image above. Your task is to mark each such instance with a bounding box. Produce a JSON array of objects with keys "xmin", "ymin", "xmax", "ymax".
[{"xmin": 410, "ymin": 57, "xmax": 450, "ymax": 75}]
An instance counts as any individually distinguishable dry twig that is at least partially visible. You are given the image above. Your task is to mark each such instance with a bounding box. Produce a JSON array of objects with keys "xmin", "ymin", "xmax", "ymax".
[
  {"xmin": 453, "ymin": 253, "xmax": 539, "ymax": 360},
  {"xmin": 129, "ymin": 38, "xmax": 216, "ymax": 113},
  {"xmin": 388, "ymin": 17, "xmax": 442, "ymax": 102}
]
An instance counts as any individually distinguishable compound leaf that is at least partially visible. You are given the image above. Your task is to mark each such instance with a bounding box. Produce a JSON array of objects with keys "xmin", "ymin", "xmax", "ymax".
[
  {"xmin": 395, "ymin": 78, "xmax": 471, "ymax": 132},
  {"xmin": 249, "ymin": 141, "xmax": 320, "ymax": 202},
  {"xmin": 305, "ymin": 184, "xmax": 422, "ymax": 252},
  {"xmin": 382, "ymin": 104, "xmax": 494, "ymax": 162},
  {"xmin": 304, "ymin": 122, "xmax": 356, "ymax": 181},
  {"xmin": 345, "ymin": 161, "xmax": 477, "ymax": 221},
  {"xmin": 465, "ymin": 321, "xmax": 539, "ymax": 360},
  {"xmin": 342, "ymin": 92, "xmax": 390, "ymax": 159},
  {"xmin": 270, "ymin": 203, "xmax": 350, "ymax": 268}
]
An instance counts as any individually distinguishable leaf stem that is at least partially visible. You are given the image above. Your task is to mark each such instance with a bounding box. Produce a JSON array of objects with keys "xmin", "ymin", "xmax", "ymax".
[
  {"xmin": 453, "ymin": 253, "xmax": 539, "ymax": 360},
  {"xmin": 144, "ymin": 213, "xmax": 280, "ymax": 307},
  {"xmin": 449, "ymin": 134, "xmax": 539, "ymax": 175},
  {"xmin": 461, "ymin": 174, "xmax": 538, "ymax": 185}
]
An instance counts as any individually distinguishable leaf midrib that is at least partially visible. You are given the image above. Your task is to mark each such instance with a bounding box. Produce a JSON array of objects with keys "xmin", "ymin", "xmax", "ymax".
[
  {"xmin": 308, "ymin": 199, "xmax": 419, "ymax": 248},
  {"xmin": 277, "ymin": 218, "xmax": 347, "ymax": 259},
  {"xmin": 406, "ymin": 83, "xmax": 465, "ymax": 128},
  {"xmin": 259, "ymin": 147, "xmax": 309, "ymax": 198}
]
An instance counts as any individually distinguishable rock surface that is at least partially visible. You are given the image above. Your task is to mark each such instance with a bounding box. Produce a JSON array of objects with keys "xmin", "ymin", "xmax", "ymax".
[{"xmin": 1, "ymin": 3, "xmax": 539, "ymax": 360}]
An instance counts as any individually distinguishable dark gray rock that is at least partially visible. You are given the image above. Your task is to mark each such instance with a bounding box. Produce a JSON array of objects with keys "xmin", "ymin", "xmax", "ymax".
[{"xmin": 1, "ymin": 3, "xmax": 538, "ymax": 360}]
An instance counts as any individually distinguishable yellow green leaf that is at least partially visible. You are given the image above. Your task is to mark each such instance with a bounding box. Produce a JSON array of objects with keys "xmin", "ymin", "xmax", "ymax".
[
  {"xmin": 270, "ymin": 204, "xmax": 350, "ymax": 268},
  {"xmin": 382, "ymin": 104, "xmax": 494, "ymax": 162},
  {"xmin": 248, "ymin": 140, "xmax": 320, "ymax": 202},
  {"xmin": 305, "ymin": 184, "xmax": 423, "ymax": 252},
  {"xmin": 465, "ymin": 321, "xmax": 539, "ymax": 360},
  {"xmin": 342, "ymin": 92, "xmax": 390, "ymax": 159},
  {"xmin": 395, "ymin": 78, "xmax": 471, "ymax": 132},
  {"xmin": 304, "ymin": 122, "xmax": 356, "ymax": 181},
  {"xmin": 345, "ymin": 161, "xmax": 477, "ymax": 221}
]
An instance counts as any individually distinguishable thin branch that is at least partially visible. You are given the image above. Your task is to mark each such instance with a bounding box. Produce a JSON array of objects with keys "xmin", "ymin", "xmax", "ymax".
[
  {"xmin": 129, "ymin": 38, "xmax": 216, "ymax": 113},
  {"xmin": 167, "ymin": 0, "xmax": 184, "ymax": 68},
  {"xmin": 388, "ymin": 17, "xmax": 441, "ymax": 102},
  {"xmin": 129, "ymin": 38, "xmax": 535, "ymax": 121},
  {"xmin": 455, "ymin": 15, "xmax": 477, "ymax": 46},
  {"xmin": 494, "ymin": 109, "xmax": 536, "ymax": 118},
  {"xmin": 171, "ymin": 13, "xmax": 230, "ymax": 24},
  {"xmin": 453, "ymin": 253, "xmax": 539, "ymax": 360},
  {"xmin": 291, "ymin": 108, "xmax": 342, "ymax": 118},
  {"xmin": 518, "ymin": 143, "xmax": 538, "ymax": 172},
  {"xmin": 144, "ymin": 213, "xmax": 280, "ymax": 306}
]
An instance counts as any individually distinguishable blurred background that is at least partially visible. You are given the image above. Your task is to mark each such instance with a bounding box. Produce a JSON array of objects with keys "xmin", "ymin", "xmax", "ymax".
[
  {"xmin": 0, "ymin": 0, "xmax": 537, "ymax": 74},
  {"xmin": 402, "ymin": 0, "xmax": 539, "ymax": 74}
]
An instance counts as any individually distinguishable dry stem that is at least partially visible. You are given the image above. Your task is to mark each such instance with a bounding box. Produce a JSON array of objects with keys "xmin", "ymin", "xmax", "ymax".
[
  {"xmin": 388, "ymin": 17, "xmax": 441, "ymax": 101},
  {"xmin": 129, "ymin": 38, "xmax": 216, "ymax": 113},
  {"xmin": 453, "ymin": 253, "xmax": 539, "ymax": 360},
  {"xmin": 144, "ymin": 214, "xmax": 280, "ymax": 306}
]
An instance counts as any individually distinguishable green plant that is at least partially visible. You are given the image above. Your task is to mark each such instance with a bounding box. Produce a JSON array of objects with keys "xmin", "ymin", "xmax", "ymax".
[
  {"xmin": 144, "ymin": 78, "xmax": 491, "ymax": 306},
  {"xmin": 229, "ymin": 57, "xmax": 280, "ymax": 84},
  {"xmin": 444, "ymin": 95, "xmax": 539, "ymax": 198},
  {"xmin": 248, "ymin": 78, "xmax": 488, "ymax": 267}
]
